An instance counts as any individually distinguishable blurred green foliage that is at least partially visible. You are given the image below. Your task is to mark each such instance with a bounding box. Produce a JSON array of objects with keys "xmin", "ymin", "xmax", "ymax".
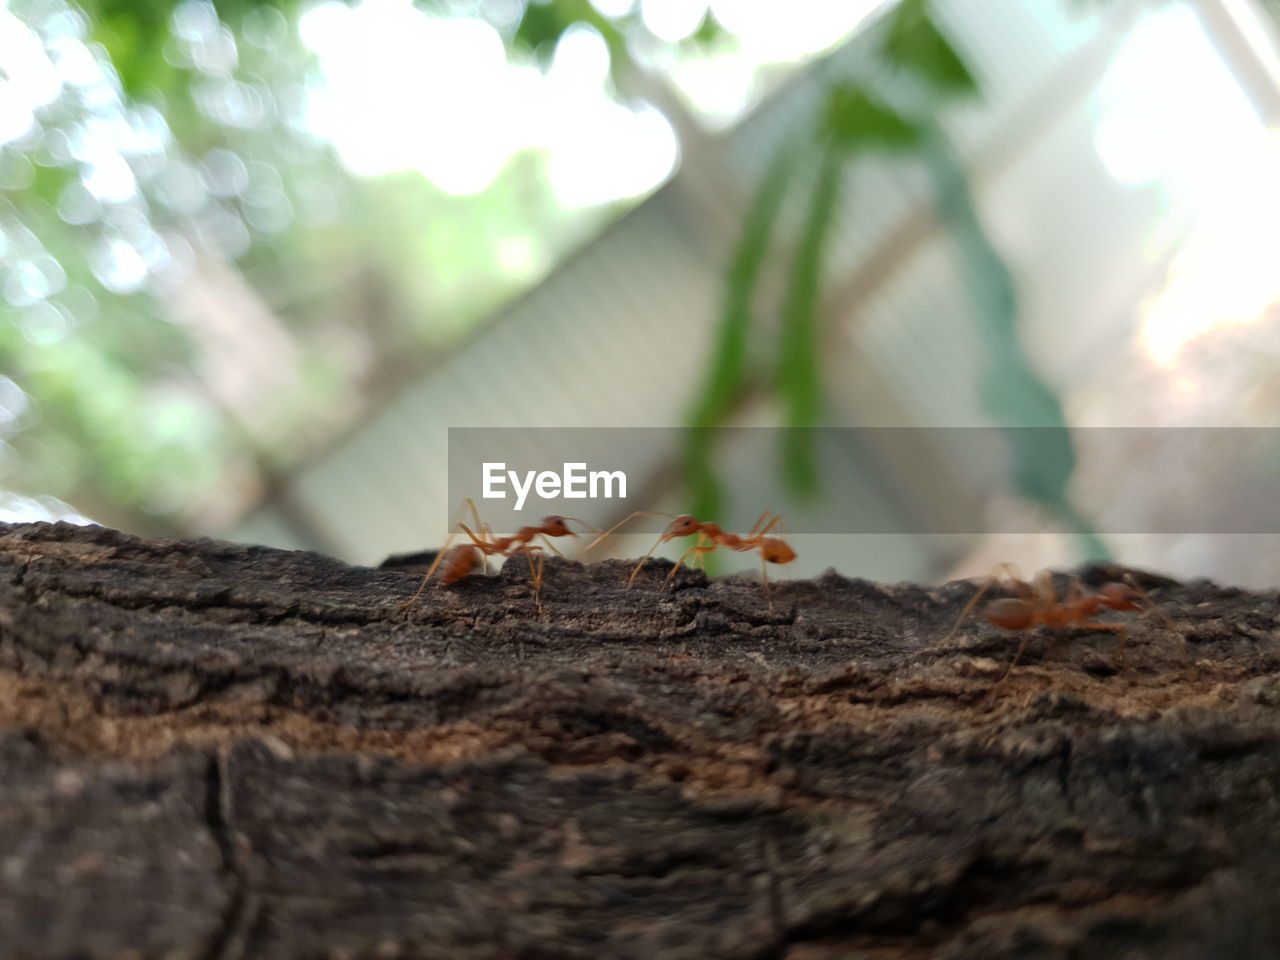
[
  {"xmin": 682, "ymin": 0, "xmax": 974, "ymax": 519},
  {"xmin": 2, "ymin": 0, "xmax": 339, "ymax": 531},
  {"xmin": 1, "ymin": 0, "xmax": 1105, "ymax": 558},
  {"xmin": 512, "ymin": 0, "xmax": 723, "ymax": 75},
  {"xmin": 682, "ymin": 141, "xmax": 797, "ymax": 523},
  {"xmin": 920, "ymin": 127, "xmax": 1110, "ymax": 560},
  {"xmin": 84, "ymin": 0, "xmax": 311, "ymax": 100},
  {"xmin": 679, "ymin": 0, "xmax": 1107, "ymax": 558},
  {"xmin": 880, "ymin": 0, "xmax": 977, "ymax": 94},
  {"xmin": 0, "ymin": 0, "xmax": 628, "ymax": 533}
]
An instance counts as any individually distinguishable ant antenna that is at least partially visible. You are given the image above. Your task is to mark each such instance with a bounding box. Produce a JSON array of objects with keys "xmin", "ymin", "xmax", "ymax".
[
  {"xmin": 585, "ymin": 511, "xmax": 675, "ymax": 552},
  {"xmin": 559, "ymin": 517, "xmax": 603, "ymax": 538}
]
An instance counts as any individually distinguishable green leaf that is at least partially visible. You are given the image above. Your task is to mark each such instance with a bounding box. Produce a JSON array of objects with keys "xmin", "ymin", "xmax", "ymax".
[
  {"xmin": 512, "ymin": 0, "xmax": 631, "ymax": 74},
  {"xmin": 881, "ymin": 0, "xmax": 978, "ymax": 97},
  {"xmin": 686, "ymin": 142, "xmax": 797, "ymax": 430},
  {"xmin": 512, "ymin": 2, "xmax": 571, "ymax": 62},
  {"xmin": 775, "ymin": 143, "xmax": 843, "ymax": 497},
  {"xmin": 684, "ymin": 436, "xmax": 722, "ymax": 529},
  {"xmin": 683, "ymin": 141, "xmax": 798, "ymax": 521},
  {"xmin": 684, "ymin": 8, "xmax": 727, "ymax": 52},
  {"xmin": 823, "ymin": 84, "xmax": 920, "ymax": 151},
  {"xmin": 918, "ymin": 123, "xmax": 1109, "ymax": 560}
]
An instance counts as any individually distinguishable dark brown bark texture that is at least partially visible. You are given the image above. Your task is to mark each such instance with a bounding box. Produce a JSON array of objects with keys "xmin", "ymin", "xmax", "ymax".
[{"xmin": 2, "ymin": 521, "xmax": 1280, "ymax": 959}]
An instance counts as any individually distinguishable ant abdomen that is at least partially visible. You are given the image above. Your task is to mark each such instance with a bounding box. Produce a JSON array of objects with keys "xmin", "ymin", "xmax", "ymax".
[
  {"xmin": 441, "ymin": 543, "xmax": 483, "ymax": 585},
  {"xmin": 985, "ymin": 598, "xmax": 1035, "ymax": 631},
  {"xmin": 1098, "ymin": 582, "xmax": 1141, "ymax": 611},
  {"xmin": 760, "ymin": 538, "xmax": 796, "ymax": 564}
]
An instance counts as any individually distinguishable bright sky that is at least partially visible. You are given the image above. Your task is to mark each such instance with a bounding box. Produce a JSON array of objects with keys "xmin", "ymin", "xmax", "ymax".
[
  {"xmin": 296, "ymin": 0, "xmax": 884, "ymax": 202},
  {"xmin": 646, "ymin": 0, "xmax": 885, "ymax": 128},
  {"xmin": 298, "ymin": 0, "xmax": 678, "ymax": 204},
  {"xmin": 1090, "ymin": 2, "xmax": 1280, "ymax": 368}
]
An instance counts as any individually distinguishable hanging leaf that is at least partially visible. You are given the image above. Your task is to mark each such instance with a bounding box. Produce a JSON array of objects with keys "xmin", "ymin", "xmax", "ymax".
[
  {"xmin": 685, "ymin": 8, "xmax": 726, "ymax": 52},
  {"xmin": 776, "ymin": 142, "xmax": 843, "ymax": 497},
  {"xmin": 824, "ymin": 84, "xmax": 921, "ymax": 151},
  {"xmin": 684, "ymin": 142, "xmax": 799, "ymax": 521},
  {"xmin": 918, "ymin": 124, "xmax": 1109, "ymax": 560},
  {"xmin": 880, "ymin": 0, "xmax": 978, "ymax": 98},
  {"xmin": 687, "ymin": 143, "xmax": 798, "ymax": 431}
]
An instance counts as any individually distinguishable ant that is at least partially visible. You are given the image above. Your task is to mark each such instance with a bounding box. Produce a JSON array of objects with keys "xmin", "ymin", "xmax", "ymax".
[
  {"xmin": 399, "ymin": 499, "xmax": 591, "ymax": 615},
  {"xmin": 588, "ymin": 511, "xmax": 796, "ymax": 608},
  {"xmin": 943, "ymin": 564, "xmax": 1168, "ymax": 694}
]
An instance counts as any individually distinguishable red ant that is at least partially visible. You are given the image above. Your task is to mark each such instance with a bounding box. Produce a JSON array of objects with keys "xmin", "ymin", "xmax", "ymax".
[
  {"xmin": 588, "ymin": 511, "xmax": 796, "ymax": 608},
  {"xmin": 943, "ymin": 564, "xmax": 1167, "ymax": 692},
  {"xmin": 399, "ymin": 500, "xmax": 591, "ymax": 615}
]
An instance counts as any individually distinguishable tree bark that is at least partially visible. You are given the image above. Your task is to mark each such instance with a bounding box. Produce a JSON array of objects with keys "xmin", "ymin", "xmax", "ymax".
[{"xmin": 2, "ymin": 521, "xmax": 1279, "ymax": 959}]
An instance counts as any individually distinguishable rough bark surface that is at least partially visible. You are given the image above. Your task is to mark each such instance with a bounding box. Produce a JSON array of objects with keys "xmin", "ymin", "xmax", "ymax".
[{"xmin": 2, "ymin": 521, "xmax": 1280, "ymax": 959}]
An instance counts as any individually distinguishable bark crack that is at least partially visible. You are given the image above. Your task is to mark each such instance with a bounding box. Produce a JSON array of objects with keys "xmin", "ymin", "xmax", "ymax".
[{"xmin": 202, "ymin": 747, "xmax": 260, "ymax": 960}]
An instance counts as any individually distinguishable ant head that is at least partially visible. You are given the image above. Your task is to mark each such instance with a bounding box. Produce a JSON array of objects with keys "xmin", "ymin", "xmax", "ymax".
[
  {"xmin": 760, "ymin": 537, "xmax": 796, "ymax": 564},
  {"xmin": 540, "ymin": 516, "xmax": 575, "ymax": 538},
  {"xmin": 662, "ymin": 515, "xmax": 701, "ymax": 540},
  {"xmin": 1098, "ymin": 581, "xmax": 1140, "ymax": 611},
  {"xmin": 985, "ymin": 597, "xmax": 1034, "ymax": 631}
]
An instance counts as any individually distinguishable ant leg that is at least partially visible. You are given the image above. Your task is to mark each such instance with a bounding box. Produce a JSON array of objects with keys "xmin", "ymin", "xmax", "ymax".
[
  {"xmin": 627, "ymin": 532, "xmax": 669, "ymax": 589},
  {"xmin": 458, "ymin": 516, "xmax": 494, "ymax": 578},
  {"xmin": 756, "ymin": 514, "xmax": 784, "ymax": 537},
  {"xmin": 537, "ymin": 551, "xmax": 546, "ymax": 606},
  {"xmin": 399, "ymin": 529, "xmax": 463, "ymax": 607},
  {"xmin": 1123, "ymin": 574, "xmax": 1178, "ymax": 632},
  {"xmin": 538, "ymin": 534, "xmax": 568, "ymax": 559},
  {"xmin": 452, "ymin": 522, "xmax": 498, "ymax": 578},
  {"xmin": 689, "ymin": 532, "xmax": 709, "ymax": 571},
  {"xmin": 663, "ymin": 544, "xmax": 718, "ymax": 590},
  {"xmin": 509, "ymin": 546, "xmax": 547, "ymax": 615},
  {"xmin": 942, "ymin": 563, "xmax": 1033, "ymax": 643},
  {"xmin": 399, "ymin": 521, "xmax": 496, "ymax": 607},
  {"xmin": 993, "ymin": 563, "xmax": 1037, "ymax": 601},
  {"xmin": 528, "ymin": 548, "xmax": 545, "ymax": 616},
  {"xmin": 452, "ymin": 499, "xmax": 495, "ymax": 545},
  {"xmin": 531, "ymin": 536, "xmax": 573, "ymax": 612},
  {"xmin": 402, "ymin": 500, "xmax": 503, "ymax": 608},
  {"xmin": 747, "ymin": 510, "xmax": 774, "ymax": 537},
  {"xmin": 759, "ymin": 554, "xmax": 775, "ymax": 613},
  {"xmin": 943, "ymin": 581, "xmax": 995, "ymax": 643},
  {"xmin": 456, "ymin": 523, "xmax": 495, "ymax": 551},
  {"xmin": 987, "ymin": 629, "xmax": 1037, "ymax": 702},
  {"xmin": 463, "ymin": 498, "xmax": 487, "ymax": 535},
  {"xmin": 743, "ymin": 513, "xmax": 785, "ymax": 550},
  {"xmin": 1006, "ymin": 631, "xmax": 1036, "ymax": 677},
  {"xmin": 531, "ymin": 549, "xmax": 547, "ymax": 616}
]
